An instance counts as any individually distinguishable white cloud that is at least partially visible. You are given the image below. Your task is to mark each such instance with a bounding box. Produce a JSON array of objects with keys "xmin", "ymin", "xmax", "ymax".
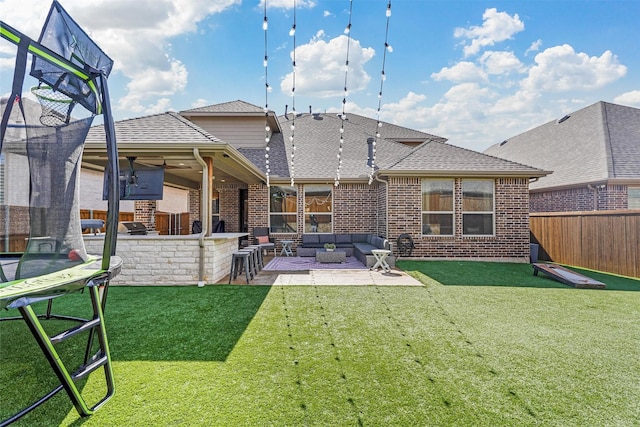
[
  {"xmin": 479, "ymin": 51, "xmax": 524, "ymax": 75},
  {"xmin": 192, "ymin": 98, "xmax": 209, "ymax": 108},
  {"xmin": 614, "ymin": 90, "xmax": 640, "ymax": 107},
  {"xmin": 280, "ymin": 35, "xmax": 374, "ymax": 98},
  {"xmin": 523, "ymin": 44, "xmax": 627, "ymax": 93},
  {"xmin": 431, "ymin": 62, "xmax": 488, "ymax": 83},
  {"xmin": 525, "ymin": 39, "xmax": 542, "ymax": 56},
  {"xmin": 454, "ymin": 8, "xmax": 524, "ymax": 57},
  {"xmin": 0, "ymin": 0, "xmax": 240, "ymax": 114},
  {"xmin": 259, "ymin": 0, "xmax": 316, "ymax": 9}
]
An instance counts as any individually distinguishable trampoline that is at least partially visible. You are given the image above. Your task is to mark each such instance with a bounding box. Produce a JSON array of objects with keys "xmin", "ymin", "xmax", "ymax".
[{"xmin": 1, "ymin": 2, "xmax": 121, "ymax": 424}]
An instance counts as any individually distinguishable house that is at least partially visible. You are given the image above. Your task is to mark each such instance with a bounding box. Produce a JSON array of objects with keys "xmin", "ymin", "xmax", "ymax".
[
  {"xmin": 484, "ymin": 101, "xmax": 640, "ymax": 212},
  {"xmin": 82, "ymin": 100, "xmax": 549, "ymax": 262}
]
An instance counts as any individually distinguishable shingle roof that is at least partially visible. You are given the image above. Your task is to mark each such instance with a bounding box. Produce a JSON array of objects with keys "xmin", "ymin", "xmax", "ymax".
[
  {"xmin": 272, "ymin": 112, "xmax": 421, "ymax": 180},
  {"xmin": 180, "ymin": 100, "xmax": 265, "ymax": 114},
  {"xmin": 85, "ymin": 111, "xmax": 223, "ymax": 145},
  {"xmin": 386, "ymin": 140, "xmax": 547, "ymax": 176},
  {"xmin": 484, "ymin": 101, "xmax": 640, "ymax": 190}
]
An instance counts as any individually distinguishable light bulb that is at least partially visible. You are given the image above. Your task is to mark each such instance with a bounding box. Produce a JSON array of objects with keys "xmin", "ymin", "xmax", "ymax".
[
  {"xmin": 289, "ymin": 25, "xmax": 296, "ymax": 36},
  {"xmin": 265, "ymin": 125, "xmax": 270, "ymax": 132},
  {"xmin": 263, "ymin": 17, "xmax": 268, "ymax": 30}
]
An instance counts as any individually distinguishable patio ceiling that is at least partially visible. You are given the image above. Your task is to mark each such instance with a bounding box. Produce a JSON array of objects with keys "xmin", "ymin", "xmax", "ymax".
[{"xmin": 82, "ymin": 143, "xmax": 266, "ymax": 190}]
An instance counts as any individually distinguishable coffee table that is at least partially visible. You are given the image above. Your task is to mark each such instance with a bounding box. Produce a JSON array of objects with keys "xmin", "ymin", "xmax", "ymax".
[{"xmin": 315, "ymin": 249, "xmax": 346, "ymax": 263}]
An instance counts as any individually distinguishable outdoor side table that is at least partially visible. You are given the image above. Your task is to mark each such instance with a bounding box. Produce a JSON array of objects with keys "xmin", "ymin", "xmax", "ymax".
[
  {"xmin": 315, "ymin": 249, "xmax": 347, "ymax": 263},
  {"xmin": 280, "ymin": 240, "xmax": 294, "ymax": 257},
  {"xmin": 371, "ymin": 249, "xmax": 392, "ymax": 273}
]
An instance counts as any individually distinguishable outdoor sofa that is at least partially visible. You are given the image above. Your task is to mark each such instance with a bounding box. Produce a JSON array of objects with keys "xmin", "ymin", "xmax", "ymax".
[{"xmin": 296, "ymin": 233, "xmax": 394, "ymax": 268}]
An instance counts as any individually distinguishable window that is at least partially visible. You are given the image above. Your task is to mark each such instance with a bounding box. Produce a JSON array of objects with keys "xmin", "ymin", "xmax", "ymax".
[
  {"xmin": 304, "ymin": 185, "xmax": 332, "ymax": 233},
  {"xmin": 269, "ymin": 185, "xmax": 297, "ymax": 233},
  {"xmin": 211, "ymin": 189, "xmax": 220, "ymax": 225},
  {"xmin": 422, "ymin": 179, "xmax": 454, "ymax": 235},
  {"xmin": 462, "ymin": 180, "xmax": 494, "ymax": 235},
  {"xmin": 628, "ymin": 187, "xmax": 640, "ymax": 209}
]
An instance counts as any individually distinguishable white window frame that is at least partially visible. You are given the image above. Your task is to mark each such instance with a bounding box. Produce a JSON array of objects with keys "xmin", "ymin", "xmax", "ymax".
[
  {"xmin": 421, "ymin": 178, "xmax": 455, "ymax": 236},
  {"xmin": 628, "ymin": 186, "xmax": 640, "ymax": 209},
  {"xmin": 269, "ymin": 185, "xmax": 298, "ymax": 234},
  {"xmin": 461, "ymin": 179, "xmax": 495, "ymax": 236},
  {"xmin": 303, "ymin": 184, "xmax": 333, "ymax": 233}
]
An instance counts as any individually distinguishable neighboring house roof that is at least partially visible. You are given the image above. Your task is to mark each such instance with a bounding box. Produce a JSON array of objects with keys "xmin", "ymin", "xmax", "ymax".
[
  {"xmin": 484, "ymin": 101, "xmax": 640, "ymax": 190},
  {"xmin": 385, "ymin": 140, "xmax": 548, "ymax": 177}
]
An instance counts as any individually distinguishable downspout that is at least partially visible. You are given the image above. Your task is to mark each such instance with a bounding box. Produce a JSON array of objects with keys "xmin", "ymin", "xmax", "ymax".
[
  {"xmin": 374, "ymin": 173, "xmax": 390, "ymax": 251},
  {"xmin": 587, "ymin": 184, "xmax": 598, "ymax": 211},
  {"xmin": 193, "ymin": 148, "xmax": 208, "ymax": 287}
]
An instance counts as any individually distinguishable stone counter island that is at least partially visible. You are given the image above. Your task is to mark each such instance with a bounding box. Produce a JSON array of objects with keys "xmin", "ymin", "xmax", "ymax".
[{"xmin": 84, "ymin": 233, "xmax": 247, "ymax": 286}]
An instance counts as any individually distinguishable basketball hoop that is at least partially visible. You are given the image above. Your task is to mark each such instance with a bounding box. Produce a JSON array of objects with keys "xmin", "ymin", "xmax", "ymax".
[{"xmin": 30, "ymin": 84, "xmax": 76, "ymax": 126}]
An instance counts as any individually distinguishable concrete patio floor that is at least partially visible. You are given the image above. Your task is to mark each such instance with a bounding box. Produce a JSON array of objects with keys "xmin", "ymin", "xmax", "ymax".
[{"xmin": 218, "ymin": 255, "xmax": 423, "ymax": 286}]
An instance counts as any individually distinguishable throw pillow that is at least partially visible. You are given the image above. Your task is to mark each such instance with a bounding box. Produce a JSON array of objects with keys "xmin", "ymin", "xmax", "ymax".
[{"xmin": 257, "ymin": 235, "xmax": 270, "ymax": 244}]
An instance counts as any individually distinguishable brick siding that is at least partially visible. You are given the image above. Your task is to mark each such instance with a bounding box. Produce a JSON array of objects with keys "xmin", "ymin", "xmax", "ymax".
[
  {"xmin": 387, "ymin": 177, "xmax": 530, "ymax": 261},
  {"xmin": 530, "ymin": 184, "xmax": 629, "ymax": 212}
]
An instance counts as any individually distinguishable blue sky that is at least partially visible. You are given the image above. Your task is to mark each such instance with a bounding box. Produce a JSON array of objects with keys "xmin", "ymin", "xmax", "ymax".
[{"xmin": 1, "ymin": 0, "xmax": 639, "ymax": 151}]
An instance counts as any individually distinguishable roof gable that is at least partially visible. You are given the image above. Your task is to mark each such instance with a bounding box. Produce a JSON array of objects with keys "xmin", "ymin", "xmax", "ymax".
[
  {"xmin": 386, "ymin": 140, "xmax": 547, "ymax": 177},
  {"xmin": 180, "ymin": 100, "xmax": 265, "ymax": 115}
]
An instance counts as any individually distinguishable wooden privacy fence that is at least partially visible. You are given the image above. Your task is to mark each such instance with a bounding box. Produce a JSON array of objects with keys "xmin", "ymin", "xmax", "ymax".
[
  {"xmin": 156, "ymin": 211, "xmax": 190, "ymax": 235},
  {"xmin": 530, "ymin": 210, "xmax": 640, "ymax": 278},
  {"xmin": 80, "ymin": 209, "xmax": 133, "ymax": 232}
]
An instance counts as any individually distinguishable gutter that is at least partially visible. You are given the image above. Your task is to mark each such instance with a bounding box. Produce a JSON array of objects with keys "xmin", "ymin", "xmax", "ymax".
[{"xmin": 193, "ymin": 148, "xmax": 208, "ymax": 287}]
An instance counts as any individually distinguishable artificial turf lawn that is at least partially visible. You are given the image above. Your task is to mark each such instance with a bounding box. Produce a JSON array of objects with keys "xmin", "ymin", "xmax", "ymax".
[{"xmin": 1, "ymin": 263, "xmax": 639, "ymax": 426}]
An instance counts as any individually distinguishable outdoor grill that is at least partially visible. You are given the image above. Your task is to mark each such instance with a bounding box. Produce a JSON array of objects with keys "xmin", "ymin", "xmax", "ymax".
[{"xmin": 118, "ymin": 221, "xmax": 148, "ymax": 235}]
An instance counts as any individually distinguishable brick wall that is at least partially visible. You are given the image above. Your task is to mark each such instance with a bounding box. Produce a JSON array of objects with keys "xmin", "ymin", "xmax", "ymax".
[
  {"xmin": 530, "ymin": 184, "xmax": 630, "ymax": 212},
  {"xmin": 134, "ymin": 200, "xmax": 157, "ymax": 231},
  {"xmin": 217, "ymin": 183, "xmax": 246, "ymax": 233},
  {"xmin": 247, "ymin": 182, "xmax": 380, "ymax": 251},
  {"xmin": 388, "ymin": 177, "xmax": 530, "ymax": 261},
  {"xmin": 188, "ymin": 189, "xmax": 200, "ymax": 228}
]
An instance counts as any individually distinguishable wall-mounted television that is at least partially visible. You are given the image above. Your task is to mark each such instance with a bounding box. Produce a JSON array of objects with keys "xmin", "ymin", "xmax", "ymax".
[{"xmin": 103, "ymin": 160, "xmax": 164, "ymax": 201}]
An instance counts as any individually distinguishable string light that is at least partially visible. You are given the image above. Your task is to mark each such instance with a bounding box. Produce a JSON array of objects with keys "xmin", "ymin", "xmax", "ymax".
[
  {"xmin": 263, "ymin": 1, "xmax": 271, "ymax": 186},
  {"xmin": 335, "ymin": 0, "xmax": 354, "ymax": 188},
  {"xmin": 369, "ymin": 1, "xmax": 392, "ymax": 185},
  {"xmin": 289, "ymin": 0, "xmax": 297, "ymax": 187}
]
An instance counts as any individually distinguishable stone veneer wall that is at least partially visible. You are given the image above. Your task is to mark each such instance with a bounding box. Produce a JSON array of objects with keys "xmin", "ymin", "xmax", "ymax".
[
  {"xmin": 387, "ymin": 177, "xmax": 530, "ymax": 261},
  {"xmin": 530, "ymin": 184, "xmax": 629, "ymax": 212},
  {"xmin": 84, "ymin": 234, "xmax": 239, "ymax": 285}
]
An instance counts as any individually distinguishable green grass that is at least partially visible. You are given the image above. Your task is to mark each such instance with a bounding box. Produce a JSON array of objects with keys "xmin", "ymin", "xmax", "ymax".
[{"xmin": 1, "ymin": 262, "xmax": 639, "ymax": 426}]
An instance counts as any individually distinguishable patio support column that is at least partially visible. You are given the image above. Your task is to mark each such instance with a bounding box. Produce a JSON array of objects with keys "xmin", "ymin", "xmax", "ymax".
[
  {"xmin": 193, "ymin": 148, "xmax": 209, "ymax": 286},
  {"xmin": 206, "ymin": 157, "xmax": 214, "ymax": 234}
]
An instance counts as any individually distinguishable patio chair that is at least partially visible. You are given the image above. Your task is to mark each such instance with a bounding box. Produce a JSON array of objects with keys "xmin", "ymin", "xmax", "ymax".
[{"xmin": 253, "ymin": 227, "xmax": 276, "ymax": 256}]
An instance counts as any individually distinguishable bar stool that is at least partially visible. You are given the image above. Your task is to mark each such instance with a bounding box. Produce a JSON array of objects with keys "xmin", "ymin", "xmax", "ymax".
[
  {"xmin": 238, "ymin": 247, "xmax": 259, "ymax": 278},
  {"xmin": 245, "ymin": 245, "xmax": 264, "ymax": 270},
  {"xmin": 229, "ymin": 251, "xmax": 252, "ymax": 284}
]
